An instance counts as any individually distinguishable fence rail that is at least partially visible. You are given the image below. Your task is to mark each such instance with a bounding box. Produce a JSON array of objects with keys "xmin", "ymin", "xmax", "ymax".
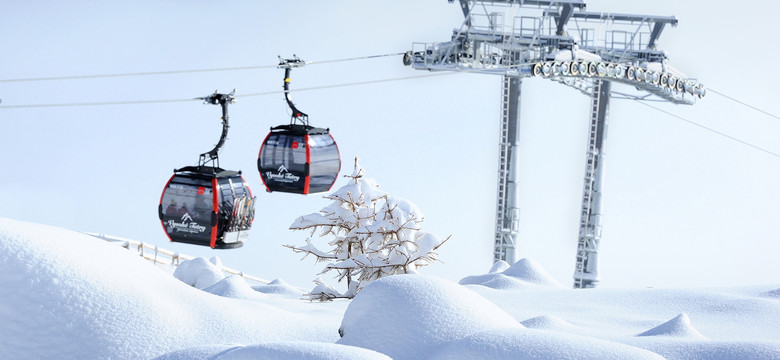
[{"xmin": 85, "ymin": 232, "xmax": 269, "ymax": 285}]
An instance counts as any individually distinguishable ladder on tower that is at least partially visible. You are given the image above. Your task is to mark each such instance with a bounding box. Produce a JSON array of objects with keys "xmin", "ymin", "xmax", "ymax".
[
  {"xmin": 574, "ymin": 79, "xmax": 609, "ymax": 288},
  {"xmin": 494, "ymin": 17, "xmax": 521, "ymax": 263},
  {"xmin": 494, "ymin": 75, "xmax": 513, "ymax": 262}
]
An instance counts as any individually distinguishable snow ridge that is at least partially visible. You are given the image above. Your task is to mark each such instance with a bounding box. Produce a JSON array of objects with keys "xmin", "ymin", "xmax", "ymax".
[
  {"xmin": 337, "ymin": 274, "xmax": 523, "ymax": 359},
  {"xmin": 521, "ymin": 315, "xmax": 581, "ymax": 332},
  {"xmin": 252, "ymin": 278, "xmax": 306, "ymax": 297},
  {"xmin": 459, "ymin": 258, "xmax": 565, "ymax": 289},
  {"xmin": 763, "ymin": 288, "xmax": 780, "ymax": 299},
  {"xmin": 154, "ymin": 342, "xmax": 391, "ymax": 360},
  {"xmin": 0, "ymin": 218, "xmax": 344, "ymax": 359},
  {"xmin": 203, "ymin": 275, "xmax": 267, "ymax": 300},
  {"xmin": 638, "ymin": 313, "xmax": 708, "ymax": 340},
  {"xmin": 3, "ymin": 218, "xmax": 780, "ymax": 360}
]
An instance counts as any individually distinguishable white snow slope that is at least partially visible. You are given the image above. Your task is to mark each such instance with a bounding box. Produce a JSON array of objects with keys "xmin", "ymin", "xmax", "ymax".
[{"xmin": 1, "ymin": 217, "xmax": 779, "ymax": 359}]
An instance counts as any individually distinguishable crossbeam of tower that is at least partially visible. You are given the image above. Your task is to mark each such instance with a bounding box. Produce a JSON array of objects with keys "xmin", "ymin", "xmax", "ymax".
[{"xmin": 405, "ymin": 0, "xmax": 704, "ymax": 288}]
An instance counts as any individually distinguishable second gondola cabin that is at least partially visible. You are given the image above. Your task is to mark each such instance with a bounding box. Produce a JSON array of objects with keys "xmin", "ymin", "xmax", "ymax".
[
  {"xmin": 159, "ymin": 166, "xmax": 254, "ymax": 249},
  {"xmin": 258, "ymin": 124, "xmax": 340, "ymax": 194}
]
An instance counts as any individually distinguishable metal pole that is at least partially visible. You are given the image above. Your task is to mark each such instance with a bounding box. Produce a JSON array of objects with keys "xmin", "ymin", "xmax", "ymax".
[
  {"xmin": 573, "ymin": 79, "xmax": 610, "ymax": 288},
  {"xmin": 494, "ymin": 75, "xmax": 522, "ymax": 264}
]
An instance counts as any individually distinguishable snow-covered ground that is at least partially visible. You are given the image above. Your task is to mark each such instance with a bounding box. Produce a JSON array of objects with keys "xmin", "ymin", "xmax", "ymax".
[{"xmin": 1, "ymin": 217, "xmax": 778, "ymax": 359}]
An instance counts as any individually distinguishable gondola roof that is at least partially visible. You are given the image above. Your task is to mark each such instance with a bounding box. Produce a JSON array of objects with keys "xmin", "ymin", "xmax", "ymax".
[
  {"xmin": 174, "ymin": 165, "xmax": 242, "ymax": 178},
  {"xmin": 270, "ymin": 124, "xmax": 329, "ymax": 135}
]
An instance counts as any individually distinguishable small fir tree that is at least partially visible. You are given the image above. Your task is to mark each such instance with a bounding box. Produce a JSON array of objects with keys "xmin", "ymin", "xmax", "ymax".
[{"xmin": 286, "ymin": 157, "xmax": 449, "ymax": 300}]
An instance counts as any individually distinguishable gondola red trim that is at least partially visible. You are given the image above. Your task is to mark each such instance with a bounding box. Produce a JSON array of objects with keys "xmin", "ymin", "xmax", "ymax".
[
  {"xmin": 327, "ymin": 132, "xmax": 341, "ymax": 192},
  {"xmin": 159, "ymin": 174, "xmax": 175, "ymax": 243},
  {"xmin": 210, "ymin": 178, "xmax": 219, "ymax": 248},
  {"xmin": 303, "ymin": 134, "xmax": 311, "ymax": 194},
  {"xmin": 258, "ymin": 131, "xmax": 272, "ymax": 192}
]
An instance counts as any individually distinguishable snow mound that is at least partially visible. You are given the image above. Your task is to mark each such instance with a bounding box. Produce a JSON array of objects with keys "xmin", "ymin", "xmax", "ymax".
[
  {"xmin": 458, "ymin": 273, "xmax": 527, "ymax": 289},
  {"xmin": 173, "ymin": 256, "xmax": 226, "ymax": 289},
  {"xmin": 252, "ymin": 278, "xmax": 305, "ymax": 297},
  {"xmin": 203, "ymin": 275, "xmax": 267, "ymax": 300},
  {"xmin": 763, "ymin": 288, "xmax": 780, "ymax": 299},
  {"xmin": 502, "ymin": 258, "xmax": 565, "ymax": 285},
  {"xmin": 0, "ymin": 218, "xmax": 341, "ymax": 359},
  {"xmin": 4, "ymin": 216, "xmax": 780, "ymax": 360},
  {"xmin": 489, "ymin": 260, "xmax": 511, "ymax": 273},
  {"xmin": 626, "ymin": 340, "xmax": 780, "ymax": 360},
  {"xmin": 521, "ymin": 315, "xmax": 580, "ymax": 332},
  {"xmin": 638, "ymin": 313, "xmax": 708, "ymax": 340},
  {"xmin": 337, "ymin": 274, "xmax": 523, "ymax": 359},
  {"xmin": 460, "ymin": 258, "xmax": 565, "ymax": 289},
  {"xmin": 432, "ymin": 328, "xmax": 665, "ymax": 360},
  {"xmin": 154, "ymin": 341, "xmax": 391, "ymax": 360}
]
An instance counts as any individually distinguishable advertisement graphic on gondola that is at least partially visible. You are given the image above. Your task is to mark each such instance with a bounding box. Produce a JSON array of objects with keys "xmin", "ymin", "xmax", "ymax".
[
  {"xmin": 264, "ymin": 164, "xmax": 302, "ymax": 185},
  {"xmin": 258, "ymin": 132, "xmax": 309, "ymax": 193},
  {"xmin": 160, "ymin": 183, "xmax": 213, "ymax": 243}
]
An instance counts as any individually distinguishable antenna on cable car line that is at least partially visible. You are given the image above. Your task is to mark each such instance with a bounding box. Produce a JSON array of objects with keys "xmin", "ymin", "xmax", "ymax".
[{"xmin": 194, "ymin": 89, "xmax": 236, "ymax": 169}]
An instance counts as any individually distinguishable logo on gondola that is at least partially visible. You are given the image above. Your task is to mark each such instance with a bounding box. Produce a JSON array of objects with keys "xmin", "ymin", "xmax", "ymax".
[
  {"xmin": 265, "ymin": 164, "xmax": 300, "ymax": 183},
  {"xmin": 165, "ymin": 211, "xmax": 206, "ymax": 234}
]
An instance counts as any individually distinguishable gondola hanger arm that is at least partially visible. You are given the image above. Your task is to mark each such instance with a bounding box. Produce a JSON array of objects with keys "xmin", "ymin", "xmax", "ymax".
[
  {"xmin": 278, "ymin": 55, "xmax": 310, "ymax": 126},
  {"xmin": 195, "ymin": 90, "xmax": 236, "ymax": 168}
]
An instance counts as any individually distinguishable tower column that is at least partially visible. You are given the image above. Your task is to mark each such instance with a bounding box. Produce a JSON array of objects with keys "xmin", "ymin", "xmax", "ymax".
[
  {"xmin": 494, "ymin": 75, "xmax": 522, "ymax": 264},
  {"xmin": 573, "ymin": 79, "xmax": 610, "ymax": 288}
]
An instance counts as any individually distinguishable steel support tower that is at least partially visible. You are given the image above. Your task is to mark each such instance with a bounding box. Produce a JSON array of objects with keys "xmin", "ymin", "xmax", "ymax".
[
  {"xmin": 494, "ymin": 76, "xmax": 522, "ymax": 264},
  {"xmin": 405, "ymin": 0, "xmax": 704, "ymax": 288},
  {"xmin": 574, "ymin": 79, "xmax": 609, "ymax": 288}
]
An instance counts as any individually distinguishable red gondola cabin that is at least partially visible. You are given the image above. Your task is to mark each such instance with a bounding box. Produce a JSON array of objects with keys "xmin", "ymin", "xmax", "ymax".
[
  {"xmin": 159, "ymin": 166, "xmax": 254, "ymax": 249},
  {"xmin": 258, "ymin": 124, "xmax": 340, "ymax": 194}
]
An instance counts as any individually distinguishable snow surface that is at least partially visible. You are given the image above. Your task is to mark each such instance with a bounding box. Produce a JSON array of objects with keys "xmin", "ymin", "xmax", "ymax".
[
  {"xmin": 459, "ymin": 257, "xmax": 565, "ymax": 289},
  {"xmin": 1, "ymin": 217, "xmax": 779, "ymax": 359},
  {"xmin": 637, "ymin": 313, "xmax": 708, "ymax": 340}
]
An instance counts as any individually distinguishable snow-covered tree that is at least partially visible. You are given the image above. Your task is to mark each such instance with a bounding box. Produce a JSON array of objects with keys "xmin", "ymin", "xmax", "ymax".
[{"xmin": 286, "ymin": 157, "xmax": 449, "ymax": 301}]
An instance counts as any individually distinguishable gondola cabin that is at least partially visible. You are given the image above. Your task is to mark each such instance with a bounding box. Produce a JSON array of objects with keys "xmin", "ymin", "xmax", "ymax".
[
  {"xmin": 159, "ymin": 166, "xmax": 254, "ymax": 249},
  {"xmin": 258, "ymin": 124, "xmax": 340, "ymax": 194}
]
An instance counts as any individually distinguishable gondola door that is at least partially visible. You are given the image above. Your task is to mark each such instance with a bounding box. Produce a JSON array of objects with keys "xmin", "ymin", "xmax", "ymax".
[
  {"xmin": 159, "ymin": 174, "xmax": 218, "ymax": 247},
  {"xmin": 259, "ymin": 129, "xmax": 309, "ymax": 194},
  {"xmin": 305, "ymin": 132, "xmax": 340, "ymax": 193}
]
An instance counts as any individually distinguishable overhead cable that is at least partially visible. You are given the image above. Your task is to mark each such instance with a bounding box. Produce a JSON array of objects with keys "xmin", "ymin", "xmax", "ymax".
[
  {"xmin": 633, "ymin": 99, "xmax": 780, "ymax": 159},
  {"xmin": 308, "ymin": 52, "xmax": 405, "ymax": 65},
  {"xmin": 0, "ymin": 52, "xmax": 405, "ymax": 83},
  {"xmin": 239, "ymin": 73, "xmax": 452, "ymax": 98},
  {"xmin": 0, "ymin": 98, "xmax": 194, "ymax": 109},
  {"xmin": 0, "ymin": 73, "xmax": 454, "ymax": 109},
  {"xmin": 708, "ymin": 88, "xmax": 780, "ymax": 121},
  {"xmin": 0, "ymin": 65, "xmax": 277, "ymax": 83}
]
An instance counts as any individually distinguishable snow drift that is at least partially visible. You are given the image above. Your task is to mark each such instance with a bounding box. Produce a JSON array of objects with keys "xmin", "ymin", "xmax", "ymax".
[
  {"xmin": 459, "ymin": 257, "xmax": 565, "ymax": 289},
  {"xmin": 338, "ymin": 274, "xmax": 663, "ymax": 360},
  {"xmin": 172, "ymin": 256, "xmax": 226, "ymax": 289},
  {"xmin": 2, "ymin": 217, "xmax": 780, "ymax": 360},
  {"xmin": 0, "ymin": 218, "xmax": 345, "ymax": 359},
  {"xmin": 153, "ymin": 342, "xmax": 391, "ymax": 360},
  {"xmin": 638, "ymin": 313, "xmax": 708, "ymax": 340},
  {"xmin": 251, "ymin": 278, "xmax": 305, "ymax": 298},
  {"xmin": 337, "ymin": 274, "xmax": 523, "ymax": 359}
]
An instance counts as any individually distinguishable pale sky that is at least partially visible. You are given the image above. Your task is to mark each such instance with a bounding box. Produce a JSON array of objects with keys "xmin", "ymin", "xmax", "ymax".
[{"xmin": 2, "ymin": 0, "xmax": 778, "ymax": 290}]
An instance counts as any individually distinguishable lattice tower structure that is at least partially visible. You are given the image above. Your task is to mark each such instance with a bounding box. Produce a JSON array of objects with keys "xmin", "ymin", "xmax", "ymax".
[{"xmin": 405, "ymin": 0, "xmax": 704, "ymax": 288}]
